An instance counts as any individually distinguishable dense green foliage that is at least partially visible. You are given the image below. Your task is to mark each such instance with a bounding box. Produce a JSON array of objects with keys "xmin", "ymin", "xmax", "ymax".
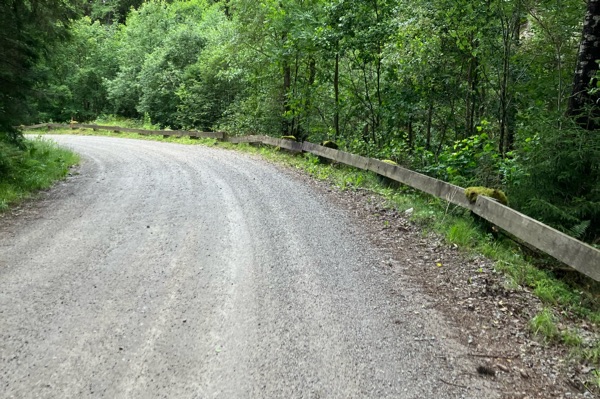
[
  {"xmin": 3, "ymin": 0, "xmax": 600, "ymax": 243},
  {"xmin": 0, "ymin": 0, "xmax": 82, "ymax": 206},
  {"xmin": 0, "ymin": 0, "xmax": 79, "ymax": 141}
]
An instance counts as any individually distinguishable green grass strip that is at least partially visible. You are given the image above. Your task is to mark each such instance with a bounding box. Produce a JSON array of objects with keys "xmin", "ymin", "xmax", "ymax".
[{"xmin": 0, "ymin": 136, "xmax": 79, "ymax": 211}]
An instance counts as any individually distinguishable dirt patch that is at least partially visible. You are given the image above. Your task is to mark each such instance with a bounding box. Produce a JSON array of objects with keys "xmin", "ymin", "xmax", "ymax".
[
  {"xmin": 0, "ymin": 167, "xmax": 81, "ymax": 232},
  {"xmin": 281, "ymin": 165, "xmax": 599, "ymax": 399}
]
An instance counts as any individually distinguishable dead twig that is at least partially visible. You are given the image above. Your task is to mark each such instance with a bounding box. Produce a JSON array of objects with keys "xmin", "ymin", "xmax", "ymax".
[
  {"xmin": 439, "ymin": 378, "xmax": 468, "ymax": 389},
  {"xmin": 463, "ymin": 352, "xmax": 519, "ymax": 359},
  {"xmin": 441, "ymin": 190, "xmax": 458, "ymax": 224}
]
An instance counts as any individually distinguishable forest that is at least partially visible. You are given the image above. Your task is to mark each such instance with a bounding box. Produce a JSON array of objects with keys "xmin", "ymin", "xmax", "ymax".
[{"xmin": 1, "ymin": 0, "xmax": 599, "ymax": 245}]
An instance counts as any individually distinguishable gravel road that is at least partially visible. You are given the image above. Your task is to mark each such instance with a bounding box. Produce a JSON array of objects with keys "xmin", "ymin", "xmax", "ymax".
[{"xmin": 0, "ymin": 135, "xmax": 500, "ymax": 398}]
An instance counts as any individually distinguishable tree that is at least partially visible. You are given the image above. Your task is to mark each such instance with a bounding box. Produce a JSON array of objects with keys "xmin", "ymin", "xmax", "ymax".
[
  {"xmin": 175, "ymin": 6, "xmax": 242, "ymax": 130},
  {"xmin": 33, "ymin": 18, "xmax": 118, "ymax": 122},
  {"xmin": 568, "ymin": 0, "xmax": 600, "ymax": 129},
  {"xmin": 224, "ymin": 0, "xmax": 327, "ymax": 137},
  {"xmin": 84, "ymin": 0, "xmax": 145, "ymax": 24},
  {"xmin": 0, "ymin": 0, "xmax": 78, "ymax": 142}
]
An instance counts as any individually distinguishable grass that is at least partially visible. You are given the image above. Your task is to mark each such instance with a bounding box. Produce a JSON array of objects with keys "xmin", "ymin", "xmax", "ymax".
[
  {"xmin": 530, "ymin": 308, "xmax": 559, "ymax": 342},
  {"xmin": 447, "ymin": 219, "xmax": 479, "ymax": 247},
  {"xmin": 585, "ymin": 342, "xmax": 600, "ymax": 364},
  {"xmin": 0, "ymin": 136, "xmax": 79, "ymax": 211},
  {"xmin": 561, "ymin": 328, "xmax": 583, "ymax": 347},
  {"xmin": 35, "ymin": 123, "xmax": 600, "ymax": 334}
]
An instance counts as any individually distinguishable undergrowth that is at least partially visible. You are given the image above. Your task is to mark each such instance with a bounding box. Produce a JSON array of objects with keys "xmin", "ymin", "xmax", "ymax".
[
  {"xmin": 0, "ymin": 136, "xmax": 79, "ymax": 211},
  {"xmin": 530, "ymin": 308, "xmax": 559, "ymax": 342},
  {"xmin": 95, "ymin": 114, "xmax": 160, "ymax": 130},
  {"xmin": 36, "ymin": 126, "xmax": 600, "ymax": 372}
]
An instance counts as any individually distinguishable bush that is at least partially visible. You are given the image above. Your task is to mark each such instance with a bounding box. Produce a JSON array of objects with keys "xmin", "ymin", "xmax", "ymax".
[{"xmin": 511, "ymin": 120, "xmax": 600, "ymax": 243}]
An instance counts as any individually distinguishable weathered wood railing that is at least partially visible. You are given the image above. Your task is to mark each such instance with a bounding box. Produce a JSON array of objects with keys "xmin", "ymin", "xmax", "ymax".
[{"xmin": 22, "ymin": 123, "xmax": 600, "ymax": 281}]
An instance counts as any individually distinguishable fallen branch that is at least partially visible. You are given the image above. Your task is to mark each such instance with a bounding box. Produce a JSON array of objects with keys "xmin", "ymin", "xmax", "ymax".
[
  {"xmin": 463, "ymin": 352, "xmax": 519, "ymax": 359},
  {"xmin": 439, "ymin": 378, "xmax": 468, "ymax": 389}
]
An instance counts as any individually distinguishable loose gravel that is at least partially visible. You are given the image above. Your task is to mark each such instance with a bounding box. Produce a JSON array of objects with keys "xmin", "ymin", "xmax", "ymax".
[{"xmin": 1, "ymin": 135, "xmax": 507, "ymax": 398}]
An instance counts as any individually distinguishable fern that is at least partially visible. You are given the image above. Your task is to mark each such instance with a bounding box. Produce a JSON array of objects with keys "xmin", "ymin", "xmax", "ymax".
[{"xmin": 568, "ymin": 220, "xmax": 591, "ymax": 239}]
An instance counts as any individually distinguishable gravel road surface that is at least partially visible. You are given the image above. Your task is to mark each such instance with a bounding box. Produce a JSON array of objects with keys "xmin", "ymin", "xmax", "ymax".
[{"xmin": 0, "ymin": 135, "xmax": 500, "ymax": 398}]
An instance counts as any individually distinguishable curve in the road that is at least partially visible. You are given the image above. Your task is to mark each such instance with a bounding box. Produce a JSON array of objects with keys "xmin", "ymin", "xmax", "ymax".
[{"xmin": 0, "ymin": 135, "xmax": 498, "ymax": 398}]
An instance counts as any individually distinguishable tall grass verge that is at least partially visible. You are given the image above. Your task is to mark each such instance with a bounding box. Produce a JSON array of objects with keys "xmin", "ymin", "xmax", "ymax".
[{"xmin": 0, "ymin": 136, "xmax": 79, "ymax": 211}]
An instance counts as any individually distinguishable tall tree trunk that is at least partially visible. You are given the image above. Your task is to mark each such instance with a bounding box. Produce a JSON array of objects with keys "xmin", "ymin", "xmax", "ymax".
[
  {"xmin": 222, "ymin": 0, "xmax": 231, "ymax": 18},
  {"xmin": 298, "ymin": 57, "xmax": 317, "ymax": 141},
  {"xmin": 465, "ymin": 54, "xmax": 478, "ymax": 137},
  {"xmin": 499, "ymin": 8, "xmax": 520, "ymax": 155},
  {"xmin": 407, "ymin": 117, "xmax": 414, "ymax": 153},
  {"xmin": 283, "ymin": 62, "xmax": 291, "ymax": 134},
  {"xmin": 308, "ymin": 58, "xmax": 316, "ymax": 86},
  {"xmin": 568, "ymin": 0, "xmax": 600, "ymax": 129},
  {"xmin": 282, "ymin": 35, "xmax": 291, "ymax": 135},
  {"xmin": 290, "ymin": 53, "xmax": 300, "ymax": 137},
  {"xmin": 334, "ymin": 52, "xmax": 340, "ymax": 140},
  {"xmin": 468, "ymin": 54, "xmax": 478, "ymax": 137},
  {"xmin": 426, "ymin": 102, "xmax": 433, "ymax": 150}
]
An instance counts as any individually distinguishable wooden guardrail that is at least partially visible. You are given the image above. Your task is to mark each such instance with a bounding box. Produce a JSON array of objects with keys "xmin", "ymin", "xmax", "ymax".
[
  {"xmin": 22, "ymin": 123, "xmax": 600, "ymax": 281},
  {"xmin": 299, "ymin": 141, "xmax": 600, "ymax": 280}
]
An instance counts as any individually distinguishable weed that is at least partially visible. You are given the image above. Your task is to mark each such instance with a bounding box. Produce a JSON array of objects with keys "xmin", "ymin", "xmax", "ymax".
[
  {"xmin": 561, "ymin": 329, "xmax": 583, "ymax": 347},
  {"xmin": 591, "ymin": 370, "xmax": 600, "ymax": 390},
  {"xmin": 530, "ymin": 308, "xmax": 559, "ymax": 342},
  {"xmin": 447, "ymin": 219, "xmax": 478, "ymax": 247},
  {"xmin": 534, "ymin": 279, "xmax": 577, "ymax": 307},
  {"xmin": 583, "ymin": 341, "xmax": 600, "ymax": 364}
]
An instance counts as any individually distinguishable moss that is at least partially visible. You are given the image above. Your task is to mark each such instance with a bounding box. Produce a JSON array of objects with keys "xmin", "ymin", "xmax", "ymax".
[
  {"xmin": 465, "ymin": 186, "xmax": 508, "ymax": 206},
  {"xmin": 321, "ymin": 140, "xmax": 338, "ymax": 149},
  {"xmin": 281, "ymin": 135, "xmax": 297, "ymax": 141}
]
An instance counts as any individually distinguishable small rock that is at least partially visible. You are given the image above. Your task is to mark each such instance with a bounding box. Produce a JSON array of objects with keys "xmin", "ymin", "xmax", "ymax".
[
  {"xmin": 519, "ymin": 369, "xmax": 529, "ymax": 379},
  {"xmin": 495, "ymin": 363, "xmax": 510, "ymax": 373},
  {"xmin": 581, "ymin": 365, "xmax": 594, "ymax": 374}
]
